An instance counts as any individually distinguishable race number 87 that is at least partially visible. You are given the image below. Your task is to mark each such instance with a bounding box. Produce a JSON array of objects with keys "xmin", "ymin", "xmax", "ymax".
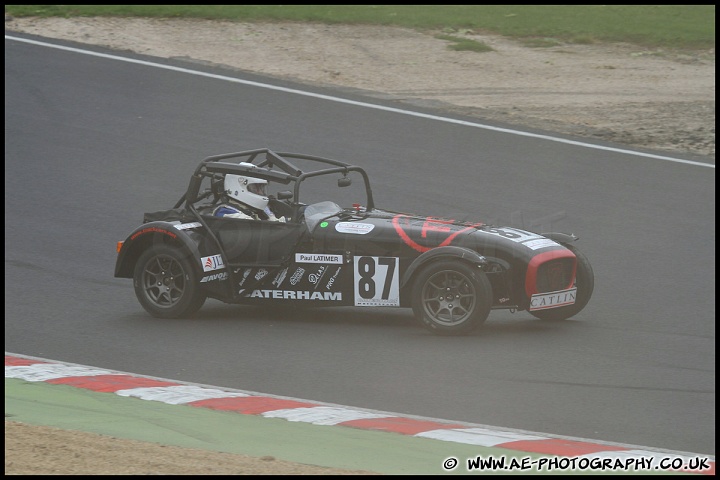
[{"xmin": 353, "ymin": 256, "xmax": 400, "ymax": 306}]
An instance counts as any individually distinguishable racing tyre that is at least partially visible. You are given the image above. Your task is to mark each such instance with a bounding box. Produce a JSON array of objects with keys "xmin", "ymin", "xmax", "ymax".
[
  {"xmin": 133, "ymin": 245, "xmax": 206, "ymax": 318},
  {"xmin": 411, "ymin": 260, "xmax": 492, "ymax": 335},
  {"xmin": 530, "ymin": 244, "xmax": 594, "ymax": 321}
]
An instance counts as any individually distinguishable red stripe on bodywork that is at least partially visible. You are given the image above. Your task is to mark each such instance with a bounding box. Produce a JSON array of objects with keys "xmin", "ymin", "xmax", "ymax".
[
  {"xmin": 46, "ymin": 375, "xmax": 179, "ymax": 392},
  {"xmin": 525, "ymin": 249, "xmax": 577, "ymax": 297},
  {"xmin": 190, "ymin": 396, "xmax": 320, "ymax": 414},
  {"xmin": 340, "ymin": 417, "xmax": 466, "ymax": 435},
  {"xmin": 392, "ymin": 214, "xmax": 480, "ymax": 253}
]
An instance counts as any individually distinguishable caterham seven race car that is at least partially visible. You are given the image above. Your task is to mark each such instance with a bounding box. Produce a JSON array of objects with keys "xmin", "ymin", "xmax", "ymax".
[{"xmin": 115, "ymin": 148, "xmax": 594, "ymax": 335}]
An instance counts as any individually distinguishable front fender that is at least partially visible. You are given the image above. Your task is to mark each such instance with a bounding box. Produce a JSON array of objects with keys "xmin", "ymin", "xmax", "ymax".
[
  {"xmin": 114, "ymin": 221, "xmax": 204, "ymax": 278},
  {"xmin": 400, "ymin": 246, "xmax": 487, "ymax": 288}
]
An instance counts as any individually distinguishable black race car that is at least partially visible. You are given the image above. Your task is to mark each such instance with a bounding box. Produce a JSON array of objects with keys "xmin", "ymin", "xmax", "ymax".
[{"xmin": 115, "ymin": 148, "xmax": 594, "ymax": 335}]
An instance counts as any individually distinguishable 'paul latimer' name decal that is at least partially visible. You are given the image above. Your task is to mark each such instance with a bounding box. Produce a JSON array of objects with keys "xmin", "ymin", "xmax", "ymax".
[{"xmin": 295, "ymin": 253, "xmax": 343, "ymax": 264}]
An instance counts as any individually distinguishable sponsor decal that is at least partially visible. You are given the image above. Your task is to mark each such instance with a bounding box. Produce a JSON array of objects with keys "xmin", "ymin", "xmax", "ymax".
[
  {"xmin": 272, "ymin": 268, "xmax": 288, "ymax": 288},
  {"xmin": 335, "ymin": 222, "xmax": 375, "ymax": 235},
  {"xmin": 308, "ymin": 265, "xmax": 327, "ymax": 286},
  {"xmin": 295, "ymin": 253, "xmax": 343, "ymax": 264},
  {"xmin": 237, "ymin": 268, "xmax": 252, "ymax": 287},
  {"xmin": 289, "ymin": 267, "xmax": 305, "ymax": 285},
  {"xmin": 529, "ymin": 287, "xmax": 577, "ymax": 311},
  {"xmin": 200, "ymin": 272, "xmax": 228, "ymax": 283},
  {"xmin": 326, "ymin": 267, "xmax": 342, "ymax": 289},
  {"xmin": 173, "ymin": 222, "xmax": 202, "ymax": 230},
  {"xmin": 254, "ymin": 268, "xmax": 269, "ymax": 281},
  {"xmin": 130, "ymin": 227, "xmax": 177, "ymax": 241},
  {"xmin": 201, "ymin": 254, "xmax": 225, "ymax": 272},
  {"xmin": 246, "ymin": 290, "xmax": 342, "ymax": 301},
  {"xmin": 524, "ymin": 238, "xmax": 562, "ymax": 250}
]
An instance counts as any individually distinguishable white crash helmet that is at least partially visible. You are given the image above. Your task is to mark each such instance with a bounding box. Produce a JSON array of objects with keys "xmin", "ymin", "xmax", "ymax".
[{"xmin": 224, "ymin": 162, "xmax": 269, "ymax": 210}]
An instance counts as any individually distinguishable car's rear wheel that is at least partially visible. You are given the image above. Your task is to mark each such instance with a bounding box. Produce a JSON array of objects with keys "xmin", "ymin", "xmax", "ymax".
[
  {"xmin": 133, "ymin": 245, "xmax": 206, "ymax": 318},
  {"xmin": 530, "ymin": 244, "xmax": 594, "ymax": 321},
  {"xmin": 411, "ymin": 260, "xmax": 492, "ymax": 335}
]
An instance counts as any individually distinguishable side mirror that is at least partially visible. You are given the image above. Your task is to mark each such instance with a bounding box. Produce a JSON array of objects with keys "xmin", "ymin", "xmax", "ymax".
[
  {"xmin": 276, "ymin": 190, "xmax": 293, "ymax": 200},
  {"xmin": 338, "ymin": 177, "xmax": 352, "ymax": 187}
]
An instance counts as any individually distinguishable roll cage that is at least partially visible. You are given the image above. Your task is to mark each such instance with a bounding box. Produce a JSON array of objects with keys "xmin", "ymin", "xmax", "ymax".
[{"xmin": 174, "ymin": 148, "xmax": 375, "ymax": 223}]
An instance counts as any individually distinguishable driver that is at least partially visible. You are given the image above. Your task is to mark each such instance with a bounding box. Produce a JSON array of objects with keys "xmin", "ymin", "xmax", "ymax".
[{"xmin": 213, "ymin": 163, "xmax": 286, "ymax": 222}]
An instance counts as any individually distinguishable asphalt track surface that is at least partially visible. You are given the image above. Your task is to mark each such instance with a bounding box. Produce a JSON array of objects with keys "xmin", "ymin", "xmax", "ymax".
[{"xmin": 4, "ymin": 31, "xmax": 716, "ymax": 463}]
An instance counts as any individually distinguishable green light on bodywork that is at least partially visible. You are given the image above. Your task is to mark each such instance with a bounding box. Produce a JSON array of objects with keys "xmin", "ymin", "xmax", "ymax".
[{"xmin": 320, "ymin": 222, "xmax": 329, "ymax": 228}]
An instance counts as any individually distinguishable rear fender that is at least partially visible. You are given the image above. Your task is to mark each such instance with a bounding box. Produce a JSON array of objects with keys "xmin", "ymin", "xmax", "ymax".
[{"xmin": 114, "ymin": 222, "xmax": 204, "ymax": 278}]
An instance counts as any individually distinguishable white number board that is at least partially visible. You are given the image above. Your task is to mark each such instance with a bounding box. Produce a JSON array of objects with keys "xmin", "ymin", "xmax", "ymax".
[{"xmin": 353, "ymin": 256, "xmax": 400, "ymax": 307}]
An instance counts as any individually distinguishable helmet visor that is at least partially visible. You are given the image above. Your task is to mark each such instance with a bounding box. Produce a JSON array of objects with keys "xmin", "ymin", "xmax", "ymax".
[{"xmin": 247, "ymin": 182, "xmax": 267, "ymax": 196}]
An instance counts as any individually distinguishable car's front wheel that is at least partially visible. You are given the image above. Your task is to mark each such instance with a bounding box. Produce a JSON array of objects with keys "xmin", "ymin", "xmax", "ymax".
[
  {"xmin": 411, "ymin": 260, "xmax": 492, "ymax": 335},
  {"xmin": 133, "ymin": 245, "xmax": 206, "ymax": 318},
  {"xmin": 530, "ymin": 244, "xmax": 594, "ymax": 321}
]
